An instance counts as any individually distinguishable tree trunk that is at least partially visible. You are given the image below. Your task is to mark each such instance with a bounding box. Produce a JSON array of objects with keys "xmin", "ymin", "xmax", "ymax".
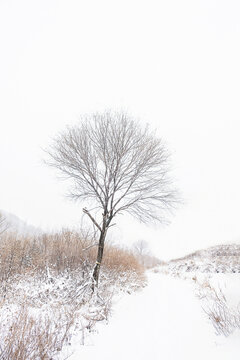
[{"xmin": 92, "ymin": 230, "xmax": 106, "ymax": 291}]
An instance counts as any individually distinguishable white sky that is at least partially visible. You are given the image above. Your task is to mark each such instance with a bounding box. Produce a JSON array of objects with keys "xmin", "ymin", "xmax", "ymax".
[{"xmin": 1, "ymin": 0, "xmax": 240, "ymax": 259}]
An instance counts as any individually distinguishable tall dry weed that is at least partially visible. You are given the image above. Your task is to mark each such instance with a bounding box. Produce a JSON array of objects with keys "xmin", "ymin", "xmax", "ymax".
[{"xmin": 0, "ymin": 230, "xmax": 145, "ymax": 359}]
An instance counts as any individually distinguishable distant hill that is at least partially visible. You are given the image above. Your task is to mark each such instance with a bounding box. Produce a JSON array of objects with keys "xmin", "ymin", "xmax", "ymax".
[
  {"xmin": 168, "ymin": 243, "xmax": 240, "ymax": 273},
  {"xmin": 0, "ymin": 210, "xmax": 41, "ymax": 236}
]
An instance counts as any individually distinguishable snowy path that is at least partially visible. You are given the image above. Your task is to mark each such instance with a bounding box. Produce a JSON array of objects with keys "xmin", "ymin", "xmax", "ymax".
[{"xmin": 68, "ymin": 272, "xmax": 240, "ymax": 359}]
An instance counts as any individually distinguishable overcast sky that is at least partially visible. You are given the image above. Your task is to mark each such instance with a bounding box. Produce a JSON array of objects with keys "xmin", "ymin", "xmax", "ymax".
[{"xmin": 1, "ymin": 0, "xmax": 240, "ymax": 259}]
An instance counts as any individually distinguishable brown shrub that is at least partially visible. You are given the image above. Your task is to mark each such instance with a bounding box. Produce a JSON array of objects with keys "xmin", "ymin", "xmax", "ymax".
[
  {"xmin": 0, "ymin": 230, "xmax": 145, "ymax": 358},
  {"xmin": 0, "ymin": 231, "xmax": 146, "ymax": 302},
  {"xmin": 0, "ymin": 305, "xmax": 75, "ymax": 360},
  {"xmin": 0, "ymin": 231, "xmax": 144, "ymax": 282},
  {"xmin": 103, "ymin": 244, "xmax": 144, "ymax": 274},
  {"xmin": 0, "ymin": 230, "xmax": 97, "ymax": 282}
]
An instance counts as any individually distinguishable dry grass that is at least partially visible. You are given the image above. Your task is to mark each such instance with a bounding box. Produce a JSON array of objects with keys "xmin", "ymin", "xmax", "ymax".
[
  {"xmin": 0, "ymin": 230, "xmax": 145, "ymax": 302},
  {"xmin": 0, "ymin": 230, "xmax": 95, "ymax": 281},
  {"xmin": 103, "ymin": 244, "xmax": 144, "ymax": 273},
  {"xmin": 0, "ymin": 231, "xmax": 145, "ymax": 280},
  {"xmin": 196, "ymin": 279, "xmax": 240, "ymax": 336},
  {"xmin": 0, "ymin": 305, "xmax": 75, "ymax": 360},
  {"xmin": 0, "ymin": 230, "xmax": 145, "ymax": 358}
]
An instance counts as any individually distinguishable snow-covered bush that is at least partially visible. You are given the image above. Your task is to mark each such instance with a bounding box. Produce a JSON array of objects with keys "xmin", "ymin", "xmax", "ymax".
[
  {"xmin": 0, "ymin": 230, "xmax": 145, "ymax": 358},
  {"xmin": 196, "ymin": 277, "xmax": 240, "ymax": 337}
]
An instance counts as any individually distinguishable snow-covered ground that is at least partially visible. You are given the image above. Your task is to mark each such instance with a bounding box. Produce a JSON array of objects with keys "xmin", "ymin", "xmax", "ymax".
[
  {"xmin": 1, "ymin": 235, "xmax": 239, "ymax": 359},
  {"xmin": 63, "ymin": 271, "xmax": 240, "ymax": 360}
]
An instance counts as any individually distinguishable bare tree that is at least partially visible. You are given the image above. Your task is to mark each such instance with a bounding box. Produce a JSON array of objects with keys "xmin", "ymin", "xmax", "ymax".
[
  {"xmin": 133, "ymin": 240, "xmax": 162, "ymax": 268},
  {"xmin": 133, "ymin": 240, "xmax": 149, "ymax": 256},
  {"xmin": 133, "ymin": 240, "xmax": 150, "ymax": 267},
  {"xmin": 46, "ymin": 111, "xmax": 177, "ymax": 289}
]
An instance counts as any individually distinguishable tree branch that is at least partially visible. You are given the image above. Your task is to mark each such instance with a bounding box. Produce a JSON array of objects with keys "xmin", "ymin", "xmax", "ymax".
[{"xmin": 82, "ymin": 208, "xmax": 102, "ymax": 232}]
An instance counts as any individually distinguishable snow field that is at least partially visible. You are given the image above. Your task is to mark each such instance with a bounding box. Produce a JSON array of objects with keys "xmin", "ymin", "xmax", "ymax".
[{"xmin": 66, "ymin": 272, "xmax": 240, "ymax": 360}]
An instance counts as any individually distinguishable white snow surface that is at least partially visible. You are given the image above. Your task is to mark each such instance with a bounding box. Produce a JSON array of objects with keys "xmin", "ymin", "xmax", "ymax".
[{"xmin": 65, "ymin": 271, "xmax": 240, "ymax": 360}]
